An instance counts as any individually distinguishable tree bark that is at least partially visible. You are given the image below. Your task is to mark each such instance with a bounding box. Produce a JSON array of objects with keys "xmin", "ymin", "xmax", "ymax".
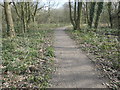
[
  {"xmin": 21, "ymin": 2, "xmax": 26, "ymax": 33},
  {"xmin": 76, "ymin": 1, "xmax": 82, "ymax": 30},
  {"xmin": 118, "ymin": 1, "xmax": 120, "ymax": 29},
  {"xmin": 69, "ymin": 0, "xmax": 75, "ymax": 29},
  {"xmin": 13, "ymin": 2, "xmax": 20, "ymax": 18},
  {"xmin": 88, "ymin": 2, "xmax": 96, "ymax": 28},
  {"xmin": 4, "ymin": 0, "xmax": 15, "ymax": 37},
  {"xmin": 118, "ymin": 1, "xmax": 120, "ymax": 41},
  {"xmin": 86, "ymin": 2, "xmax": 89, "ymax": 24},
  {"xmin": 74, "ymin": 0, "xmax": 77, "ymax": 29},
  {"xmin": 107, "ymin": 2, "xmax": 113, "ymax": 28},
  {"xmin": 27, "ymin": 2, "xmax": 31, "ymax": 24},
  {"xmin": 32, "ymin": 2, "xmax": 38, "ymax": 22},
  {"xmin": 94, "ymin": 2, "xmax": 103, "ymax": 28},
  {"xmin": 69, "ymin": 0, "xmax": 82, "ymax": 30}
]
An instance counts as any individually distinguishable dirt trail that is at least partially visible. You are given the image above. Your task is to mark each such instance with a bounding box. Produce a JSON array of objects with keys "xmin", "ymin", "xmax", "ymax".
[{"xmin": 51, "ymin": 27, "xmax": 107, "ymax": 88}]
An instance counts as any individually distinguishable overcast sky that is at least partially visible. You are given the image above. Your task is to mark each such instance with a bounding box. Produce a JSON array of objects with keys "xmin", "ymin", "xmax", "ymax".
[
  {"xmin": 0, "ymin": 0, "xmax": 119, "ymax": 3},
  {"xmin": 0, "ymin": 0, "xmax": 69, "ymax": 2},
  {"xmin": 42, "ymin": 0, "xmax": 68, "ymax": 8},
  {"xmin": 0, "ymin": 0, "xmax": 119, "ymax": 2}
]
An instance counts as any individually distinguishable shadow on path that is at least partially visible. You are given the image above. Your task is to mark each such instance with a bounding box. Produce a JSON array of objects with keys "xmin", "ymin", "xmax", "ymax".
[{"xmin": 51, "ymin": 27, "xmax": 108, "ymax": 88}]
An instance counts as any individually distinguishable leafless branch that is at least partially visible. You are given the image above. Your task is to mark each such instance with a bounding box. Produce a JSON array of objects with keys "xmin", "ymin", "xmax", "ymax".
[
  {"xmin": 12, "ymin": 1, "xmax": 20, "ymax": 18},
  {"xmin": 0, "ymin": 4, "xmax": 4, "ymax": 8}
]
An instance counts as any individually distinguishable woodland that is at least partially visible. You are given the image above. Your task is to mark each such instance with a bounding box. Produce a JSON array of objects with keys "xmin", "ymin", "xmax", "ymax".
[{"xmin": 0, "ymin": 0, "xmax": 120, "ymax": 89}]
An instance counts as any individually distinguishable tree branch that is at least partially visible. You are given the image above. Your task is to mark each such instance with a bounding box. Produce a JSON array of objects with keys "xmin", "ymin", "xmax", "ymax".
[
  {"xmin": 37, "ymin": 5, "xmax": 45, "ymax": 11},
  {"xmin": 12, "ymin": 1, "xmax": 20, "ymax": 18},
  {"xmin": 33, "ymin": 2, "xmax": 39, "ymax": 16},
  {"xmin": 0, "ymin": 4, "xmax": 4, "ymax": 8}
]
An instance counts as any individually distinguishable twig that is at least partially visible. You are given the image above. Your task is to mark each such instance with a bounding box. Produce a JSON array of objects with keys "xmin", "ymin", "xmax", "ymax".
[
  {"xmin": 0, "ymin": 4, "xmax": 4, "ymax": 8},
  {"xmin": 12, "ymin": 1, "xmax": 20, "ymax": 18}
]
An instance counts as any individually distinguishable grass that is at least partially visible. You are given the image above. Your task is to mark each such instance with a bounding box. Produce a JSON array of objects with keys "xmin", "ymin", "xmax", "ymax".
[
  {"xmin": 1, "ymin": 24, "xmax": 57, "ymax": 88},
  {"xmin": 66, "ymin": 27, "xmax": 120, "ymax": 89}
]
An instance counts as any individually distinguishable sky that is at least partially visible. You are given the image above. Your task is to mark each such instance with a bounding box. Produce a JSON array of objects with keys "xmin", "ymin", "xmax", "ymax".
[
  {"xmin": 0, "ymin": 0, "xmax": 119, "ymax": 2},
  {"xmin": 0, "ymin": 0, "xmax": 119, "ymax": 4},
  {"xmin": 42, "ymin": 0, "xmax": 68, "ymax": 8},
  {"xmin": 0, "ymin": 0, "xmax": 69, "ymax": 3},
  {"xmin": 0, "ymin": 0, "xmax": 68, "ymax": 7},
  {"xmin": 0, "ymin": 0, "xmax": 68, "ymax": 9}
]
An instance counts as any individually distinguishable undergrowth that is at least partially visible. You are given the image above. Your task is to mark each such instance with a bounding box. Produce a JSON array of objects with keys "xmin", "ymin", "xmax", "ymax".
[
  {"xmin": 1, "ymin": 24, "xmax": 55, "ymax": 88},
  {"xmin": 66, "ymin": 27, "xmax": 120, "ymax": 90}
]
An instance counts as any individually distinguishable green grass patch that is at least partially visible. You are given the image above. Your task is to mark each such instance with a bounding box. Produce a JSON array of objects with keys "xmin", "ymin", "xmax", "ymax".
[
  {"xmin": 2, "ymin": 24, "xmax": 55, "ymax": 88},
  {"xmin": 66, "ymin": 27, "xmax": 120, "ymax": 89}
]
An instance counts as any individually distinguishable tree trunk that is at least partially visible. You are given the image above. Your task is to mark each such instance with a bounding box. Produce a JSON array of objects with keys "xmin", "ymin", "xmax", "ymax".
[
  {"xmin": 118, "ymin": 1, "xmax": 120, "ymax": 29},
  {"xmin": 88, "ymin": 2, "xmax": 96, "ymax": 28},
  {"xmin": 4, "ymin": 0, "xmax": 15, "ymax": 37},
  {"xmin": 32, "ymin": 2, "xmax": 38, "ymax": 22},
  {"xmin": 86, "ymin": 2, "xmax": 89, "ymax": 24},
  {"xmin": 118, "ymin": 1, "xmax": 120, "ymax": 41},
  {"xmin": 48, "ymin": 1, "xmax": 51, "ymax": 23},
  {"xmin": 21, "ymin": 2, "xmax": 26, "ymax": 33},
  {"xmin": 69, "ymin": 0, "xmax": 82, "ymax": 30},
  {"xmin": 69, "ymin": 0, "xmax": 75, "ymax": 29},
  {"xmin": 27, "ymin": 2, "xmax": 31, "ymax": 24},
  {"xmin": 74, "ymin": 0, "xmax": 77, "ymax": 29},
  {"xmin": 76, "ymin": 1, "xmax": 82, "ymax": 30},
  {"xmin": 94, "ymin": 2, "xmax": 103, "ymax": 28},
  {"xmin": 107, "ymin": 2, "xmax": 113, "ymax": 28}
]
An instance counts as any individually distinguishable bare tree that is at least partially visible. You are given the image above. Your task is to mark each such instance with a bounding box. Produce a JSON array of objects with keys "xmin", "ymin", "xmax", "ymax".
[
  {"xmin": 94, "ymin": 2, "xmax": 104, "ymax": 28},
  {"xmin": 85, "ymin": 2, "xmax": 89, "ymax": 24},
  {"xmin": 74, "ymin": 0, "xmax": 77, "ymax": 29},
  {"xmin": 76, "ymin": 1, "xmax": 82, "ymax": 30},
  {"xmin": 4, "ymin": 0, "xmax": 15, "ymax": 37},
  {"xmin": 107, "ymin": 2, "xmax": 113, "ymax": 28},
  {"xmin": 69, "ymin": 0, "xmax": 82, "ymax": 30},
  {"xmin": 118, "ymin": 1, "xmax": 120, "ymax": 41},
  {"xmin": 88, "ymin": 2, "xmax": 96, "ymax": 28},
  {"xmin": 69, "ymin": 0, "xmax": 75, "ymax": 29},
  {"xmin": 32, "ymin": 1, "xmax": 39, "ymax": 22},
  {"xmin": 118, "ymin": 1, "xmax": 120, "ymax": 29}
]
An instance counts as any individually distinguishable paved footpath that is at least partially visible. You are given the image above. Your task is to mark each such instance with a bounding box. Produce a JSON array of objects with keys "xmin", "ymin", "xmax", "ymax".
[{"xmin": 51, "ymin": 27, "xmax": 107, "ymax": 88}]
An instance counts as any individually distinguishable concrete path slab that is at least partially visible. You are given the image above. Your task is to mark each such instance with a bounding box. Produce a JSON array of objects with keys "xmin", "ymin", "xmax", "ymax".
[{"xmin": 51, "ymin": 27, "xmax": 107, "ymax": 88}]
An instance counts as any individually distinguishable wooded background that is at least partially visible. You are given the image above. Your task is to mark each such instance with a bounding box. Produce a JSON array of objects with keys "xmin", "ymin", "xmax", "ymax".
[
  {"xmin": 0, "ymin": 0, "xmax": 120, "ymax": 38},
  {"xmin": 0, "ymin": 0, "xmax": 120, "ymax": 89}
]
